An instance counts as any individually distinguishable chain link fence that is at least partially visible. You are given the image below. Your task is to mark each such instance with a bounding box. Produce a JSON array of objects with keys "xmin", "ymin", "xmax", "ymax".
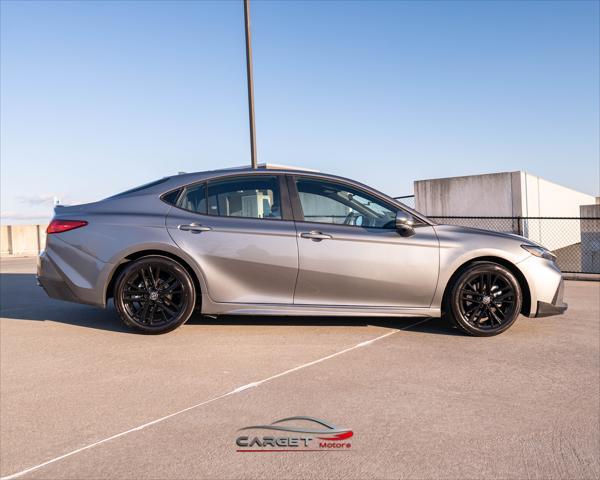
[
  {"xmin": 395, "ymin": 195, "xmax": 415, "ymax": 209},
  {"xmin": 427, "ymin": 216, "xmax": 600, "ymax": 274},
  {"xmin": 393, "ymin": 195, "xmax": 599, "ymax": 274}
]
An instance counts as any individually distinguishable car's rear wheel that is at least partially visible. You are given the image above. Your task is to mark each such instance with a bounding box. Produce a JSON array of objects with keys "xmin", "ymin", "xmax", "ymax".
[
  {"xmin": 114, "ymin": 256, "xmax": 196, "ymax": 334},
  {"xmin": 448, "ymin": 262, "xmax": 522, "ymax": 337}
]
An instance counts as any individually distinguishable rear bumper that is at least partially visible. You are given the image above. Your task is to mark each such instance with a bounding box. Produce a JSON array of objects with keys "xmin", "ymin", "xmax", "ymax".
[
  {"xmin": 36, "ymin": 237, "xmax": 114, "ymax": 308},
  {"xmin": 37, "ymin": 251, "xmax": 81, "ymax": 304},
  {"xmin": 535, "ymin": 277, "xmax": 568, "ymax": 318}
]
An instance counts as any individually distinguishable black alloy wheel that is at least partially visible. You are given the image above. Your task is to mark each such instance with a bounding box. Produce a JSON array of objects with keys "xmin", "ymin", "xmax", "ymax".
[
  {"xmin": 114, "ymin": 256, "xmax": 196, "ymax": 334},
  {"xmin": 449, "ymin": 262, "xmax": 522, "ymax": 337}
]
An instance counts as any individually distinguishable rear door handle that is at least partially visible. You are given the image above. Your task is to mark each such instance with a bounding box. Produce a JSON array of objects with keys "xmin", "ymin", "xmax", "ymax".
[
  {"xmin": 178, "ymin": 223, "xmax": 212, "ymax": 233},
  {"xmin": 300, "ymin": 231, "xmax": 332, "ymax": 241}
]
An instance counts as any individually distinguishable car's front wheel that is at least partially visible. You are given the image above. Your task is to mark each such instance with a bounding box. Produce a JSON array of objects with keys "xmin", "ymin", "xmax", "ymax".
[
  {"xmin": 448, "ymin": 261, "xmax": 522, "ymax": 337},
  {"xmin": 114, "ymin": 256, "xmax": 196, "ymax": 334}
]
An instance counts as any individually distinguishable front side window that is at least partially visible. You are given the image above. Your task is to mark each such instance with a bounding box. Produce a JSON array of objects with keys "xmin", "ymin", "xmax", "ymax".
[
  {"xmin": 296, "ymin": 178, "xmax": 396, "ymax": 228},
  {"xmin": 207, "ymin": 176, "xmax": 282, "ymax": 220}
]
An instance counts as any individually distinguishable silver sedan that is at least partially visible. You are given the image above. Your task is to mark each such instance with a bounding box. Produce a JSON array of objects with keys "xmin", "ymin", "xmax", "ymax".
[{"xmin": 37, "ymin": 165, "xmax": 567, "ymax": 336}]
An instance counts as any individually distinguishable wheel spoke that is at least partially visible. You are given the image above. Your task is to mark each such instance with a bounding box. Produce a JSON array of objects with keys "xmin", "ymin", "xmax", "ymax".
[
  {"xmin": 462, "ymin": 290, "xmax": 482, "ymax": 297},
  {"xmin": 159, "ymin": 275, "xmax": 177, "ymax": 291},
  {"xmin": 465, "ymin": 303, "xmax": 480, "ymax": 314},
  {"xmin": 148, "ymin": 267, "xmax": 157, "ymax": 289},
  {"xmin": 470, "ymin": 305, "xmax": 483, "ymax": 322},
  {"xmin": 140, "ymin": 269, "xmax": 152, "ymax": 291},
  {"xmin": 138, "ymin": 301, "xmax": 151, "ymax": 323},
  {"xmin": 495, "ymin": 292, "xmax": 513, "ymax": 302},
  {"xmin": 148, "ymin": 303, "xmax": 157, "ymax": 325},
  {"xmin": 164, "ymin": 273, "xmax": 176, "ymax": 283},
  {"xmin": 489, "ymin": 309, "xmax": 503, "ymax": 325},
  {"xmin": 160, "ymin": 302, "xmax": 179, "ymax": 317},
  {"xmin": 461, "ymin": 295, "xmax": 477, "ymax": 302},
  {"xmin": 125, "ymin": 283, "xmax": 145, "ymax": 294},
  {"xmin": 123, "ymin": 294, "xmax": 144, "ymax": 301},
  {"xmin": 162, "ymin": 283, "xmax": 182, "ymax": 295}
]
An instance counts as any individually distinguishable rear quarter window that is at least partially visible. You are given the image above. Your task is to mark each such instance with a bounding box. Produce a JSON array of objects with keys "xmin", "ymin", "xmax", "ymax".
[
  {"xmin": 175, "ymin": 184, "xmax": 207, "ymax": 214},
  {"xmin": 161, "ymin": 189, "xmax": 182, "ymax": 206}
]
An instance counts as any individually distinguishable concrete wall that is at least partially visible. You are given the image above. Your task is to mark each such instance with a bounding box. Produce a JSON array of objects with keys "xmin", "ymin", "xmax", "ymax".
[
  {"xmin": 414, "ymin": 172, "xmax": 521, "ymax": 217},
  {"xmin": 414, "ymin": 171, "xmax": 596, "ymax": 251},
  {"xmin": 519, "ymin": 173, "xmax": 595, "ymax": 251},
  {"xmin": 0, "ymin": 225, "xmax": 46, "ymax": 257},
  {"xmin": 521, "ymin": 173, "xmax": 595, "ymax": 217},
  {"xmin": 580, "ymin": 203, "xmax": 600, "ymax": 274}
]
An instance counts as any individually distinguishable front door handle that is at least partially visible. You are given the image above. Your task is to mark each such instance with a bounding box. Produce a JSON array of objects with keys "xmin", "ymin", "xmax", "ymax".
[
  {"xmin": 300, "ymin": 231, "xmax": 332, "ymax": 241},
  {"xmin": 178, "ymin": 223, "xmax": 212, "ymax": 233}
]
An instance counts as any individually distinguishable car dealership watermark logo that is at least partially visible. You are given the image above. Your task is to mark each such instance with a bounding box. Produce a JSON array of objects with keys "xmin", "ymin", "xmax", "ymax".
[{"xmin": 236, "ymin": 416, "xmax": 353, "ymax": 452}]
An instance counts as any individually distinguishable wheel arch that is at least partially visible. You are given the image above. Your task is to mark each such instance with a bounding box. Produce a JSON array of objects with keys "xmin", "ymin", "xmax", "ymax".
[
  {"xmin": 441, "ymin": 256, "xmax": 531, "ymax": 317},
  {"xmin": 105, "ymin": 249, "xmax": 203, "ymax": 307}
]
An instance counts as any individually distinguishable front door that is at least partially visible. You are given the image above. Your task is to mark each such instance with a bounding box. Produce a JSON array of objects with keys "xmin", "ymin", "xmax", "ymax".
[
  {"xmin": 291, "ymin": 177, "xmax": 439, "ymax": 307},
  {"xmin": 166, "ymin": 174, "xmax": 298, "ymax": 304}
]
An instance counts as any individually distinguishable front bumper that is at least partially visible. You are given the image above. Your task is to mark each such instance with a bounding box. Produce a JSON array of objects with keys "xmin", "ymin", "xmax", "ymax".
[{"xmin": 535, "ymin": 277, "xmax": 568, "ymax": 317}]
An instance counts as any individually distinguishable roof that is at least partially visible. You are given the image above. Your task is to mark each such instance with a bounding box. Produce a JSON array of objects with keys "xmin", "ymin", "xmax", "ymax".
[
  {"xmin": 107, "ymin": 163, "xmax": 433, "ymax": 225},
  {"xmin": 160, "ymin": 164, "xmax": 325, "ymax": 191},
  {"xmin": 207, "ymin": 163, "xmax": 320, "ymax": 173}
]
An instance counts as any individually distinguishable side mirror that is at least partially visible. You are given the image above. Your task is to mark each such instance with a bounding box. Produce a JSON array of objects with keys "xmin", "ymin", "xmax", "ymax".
[{"xmin": 395, "ymin": 212, "xmax": 416, "ymax": 237}]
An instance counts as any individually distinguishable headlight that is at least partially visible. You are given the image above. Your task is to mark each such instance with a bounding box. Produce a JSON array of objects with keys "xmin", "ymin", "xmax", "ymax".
[{"xmin": 521, "ymin": 244, "xmax": 556, "ymax": 261}]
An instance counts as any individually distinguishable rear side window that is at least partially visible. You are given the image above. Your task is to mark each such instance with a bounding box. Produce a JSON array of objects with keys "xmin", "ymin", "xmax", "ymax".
[
  {"xmin": 207, "ymin": 176, "xmax": 281, "ymax": 219},
  {"xmin": 176, "ymin": 183, "xmax": 207, "ymax": 214},
  {"xmin": 161, "ymin": 189, "xmax": 182, "ymax": 206}
]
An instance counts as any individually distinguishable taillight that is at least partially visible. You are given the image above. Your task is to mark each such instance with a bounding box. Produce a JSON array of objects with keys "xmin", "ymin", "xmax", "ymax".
[{"xmin": 46, "ymin": 220, "xmax": 88, "ymax": 234}]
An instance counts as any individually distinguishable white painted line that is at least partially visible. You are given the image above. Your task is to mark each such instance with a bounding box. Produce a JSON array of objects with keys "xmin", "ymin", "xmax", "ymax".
[
  {"xmin": 356, "ymin": 339, "xmax": 377, "ymax": 347},
  {"xmin": 1, "ymin": 317, "xmax": 431, "ymax": 480},
  {"xmin": 251, "ymin": 321, "xmax": 426, "ymax": 386},
  {"xmin": 0, "ymin": 392, "xmax": 233, "ymax": 480},
  {"xmin": 232, "ymin": 382, "xmax": 260, "ymax": 393}
]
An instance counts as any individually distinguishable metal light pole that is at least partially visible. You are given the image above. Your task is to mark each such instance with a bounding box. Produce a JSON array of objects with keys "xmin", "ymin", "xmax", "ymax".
[{"xmin": 243, "ymin": 0, "xmax": 258, "ymax": 169}]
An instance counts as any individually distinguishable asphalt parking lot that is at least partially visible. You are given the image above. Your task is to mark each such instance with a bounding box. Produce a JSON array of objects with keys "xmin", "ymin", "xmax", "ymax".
[{"xmin": 1, "ymin": 256, "xmax": 598, "ymax": 480}]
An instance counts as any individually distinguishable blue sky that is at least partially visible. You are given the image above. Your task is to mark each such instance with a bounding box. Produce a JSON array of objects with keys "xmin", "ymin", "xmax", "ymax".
[{"xmin": 1, "ymin": 0, "xmax": 598, "ymax": 223}]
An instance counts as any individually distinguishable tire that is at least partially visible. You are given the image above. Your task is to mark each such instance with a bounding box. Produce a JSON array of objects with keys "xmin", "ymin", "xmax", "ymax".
[
  {"xmin": 447, "ymin": 261, "xmax": 522, "ymax": 337},
  {"xmin": 114, "ymin": 256, "xmax": 196, "ymax": 334}
]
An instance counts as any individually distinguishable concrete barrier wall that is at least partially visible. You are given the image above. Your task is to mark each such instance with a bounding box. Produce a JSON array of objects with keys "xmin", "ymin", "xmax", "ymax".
[
  {"xmin": 414, "ymin": 171, "xmax": 595, "ymax": 251},
  {"xmin": 581, "ymin": 204, "xmax": 600, "ymax": 274},
  {"xmin": 0, "ymin": 225, "xmax": 46, "ymax": 257}
]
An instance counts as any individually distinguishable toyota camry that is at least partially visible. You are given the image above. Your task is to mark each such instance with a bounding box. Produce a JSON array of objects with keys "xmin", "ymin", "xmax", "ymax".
[{"xmin": 37, "ymin": 164, "xmax": 567, "ymax": 336}]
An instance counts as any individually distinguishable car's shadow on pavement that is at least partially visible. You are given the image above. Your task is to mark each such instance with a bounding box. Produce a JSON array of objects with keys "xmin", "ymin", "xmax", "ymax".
[
  {"xmin": 0, "ymin": 273, "xmax": 460, "ymax": 336},
  {"xmin": 0, "ymin": 273, "xmax": 133, "ymax": 333},
  {"xmin": 190, "ymin": 315, "xmax": 461, "ymax": 336}
]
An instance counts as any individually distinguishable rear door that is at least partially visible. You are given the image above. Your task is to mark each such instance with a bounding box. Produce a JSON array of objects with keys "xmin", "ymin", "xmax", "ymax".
[
  {"xmin": 166, "ymin": 174, "xmax": 299, "ymax": 304},
  {"xmin": 290, "ymin": 176, "xmax": 439, "ymax": 308}
]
